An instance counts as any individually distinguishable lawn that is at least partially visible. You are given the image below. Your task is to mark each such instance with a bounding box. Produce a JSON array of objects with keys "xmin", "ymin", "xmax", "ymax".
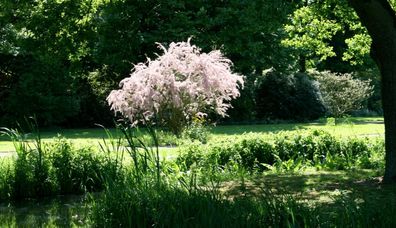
[{"xmin": 0, "ymin": 117, "xmax": 385, "ymax": 153}]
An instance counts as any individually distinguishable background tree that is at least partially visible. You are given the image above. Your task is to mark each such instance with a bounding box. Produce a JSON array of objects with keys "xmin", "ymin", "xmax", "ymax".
[
  {"xmin": 311, "ymin": 70, "xmax": 373, "ymax": 119},
  {"xmin": 0, "ymin": 0, "xmax": 101, "ymax": 126},
  {"xmin": 283, "ymin": 0, "xmax": 382, "ymax": 116},
  {"xmin": 0, "ymin": 0, "xmax": 382, "ymax": 131}
]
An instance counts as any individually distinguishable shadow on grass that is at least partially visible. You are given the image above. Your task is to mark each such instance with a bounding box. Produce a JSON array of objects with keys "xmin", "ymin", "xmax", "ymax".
[
  {"xmin": 210, "ymin": 124, "xmax": 307, "ymax": 135},
  {"xmin": 212, "ymin": 117, "xmax": 384, "ymax": 136},
  {"xmin": 222, "ymin": 169, "xmax": 388, "ymax": 204}
]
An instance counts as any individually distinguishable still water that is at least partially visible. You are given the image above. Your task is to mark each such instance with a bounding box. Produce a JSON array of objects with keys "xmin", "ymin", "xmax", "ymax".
[{"xmin": 0, "ymin": 194, "xmax": 93, "ymax": 227}]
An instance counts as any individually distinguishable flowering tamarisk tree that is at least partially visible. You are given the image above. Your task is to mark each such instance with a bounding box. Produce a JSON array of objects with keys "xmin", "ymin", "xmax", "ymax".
[{"xmin": 107, "ymin": 39, "xmax": 244, "ymax": 135}]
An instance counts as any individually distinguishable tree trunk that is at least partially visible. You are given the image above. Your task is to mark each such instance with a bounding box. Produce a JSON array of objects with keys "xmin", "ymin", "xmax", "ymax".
[
  {"xmin": 348, "ymin": 0, "xmax": 396, "ymax": 183},
  {"xmin": 298, "ymin": 55, "xmax": 306, "ymax": 73}
]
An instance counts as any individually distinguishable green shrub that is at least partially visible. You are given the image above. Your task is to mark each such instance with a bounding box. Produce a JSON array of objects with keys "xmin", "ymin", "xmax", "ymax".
[
  {"xmin": 71, "ymin": 147, "xmax": 107, "ymax": 192},
  {"xmin": 50, "ymin": 137, "xmax": 75, "ymax": 194},
  {"xmin": 311, "ymin": 70, "xmax": 373, "ymax": 118},
  {"xmin": 228, "ymin": 137, "xmax": 274, "ymax": 170},
  {"xmin": 255, "ymin": 69, "xmax": 326, "ymax": 121},
  {"xmin": 11, "ymin": 134, "xmax": 57, "ymax": 198},
  {"xmin": 176, "ymin": 142, "xmax": 205, "ymax": 170},
  {"xmin": 0, "ymin": 127, "xmax": 123, "ymax": 201},
  {"xmin": 182, "ymin": 123, "xmax": 210, "ymax": 144},
  {"xmin": 51, "ymin": 137, "xmax": 111, "ymax": 194},
  {"xmin": 176, "ymin": 130, "xmax": 384, "ymax": 172}
]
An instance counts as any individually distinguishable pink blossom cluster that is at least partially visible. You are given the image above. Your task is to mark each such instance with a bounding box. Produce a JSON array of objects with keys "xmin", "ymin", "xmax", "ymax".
[{"xmin": 107, "ymin": 39, "xmax": 244, "ymax": 127}]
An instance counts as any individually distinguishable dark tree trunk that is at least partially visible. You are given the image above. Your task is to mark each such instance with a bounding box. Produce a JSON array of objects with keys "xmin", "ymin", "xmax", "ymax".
[
  {"xmin": 348, "ymin": 0, "xmax": 396, "ymax": 183},
  {"xmin": 298, "ymin": 55, "xmax": 306, "ymax": 73}
]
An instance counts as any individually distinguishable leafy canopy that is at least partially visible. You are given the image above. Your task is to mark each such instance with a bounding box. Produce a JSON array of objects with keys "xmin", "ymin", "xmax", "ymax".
[{"xmin": 282, "ymin": 0, "xmax": 372, "ymax": 66}]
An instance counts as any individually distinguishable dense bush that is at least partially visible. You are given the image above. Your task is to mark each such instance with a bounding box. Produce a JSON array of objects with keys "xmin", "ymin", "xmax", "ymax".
[
  {"xmin": 310, "ymin": 70, "xmax": 373, "ymax": 118},
  {"xmin": 181, "ymin": 115, "xmax": 211, "ymax": 144},
  {"xmin": 50, "ymin": 138, "xmax": 114, "ymax": 194},
  {"xmin": 255, "ymin": 69, "xmax": 326, "ymax": 121},
  {"xmin": 177, "ymin": 130, "xmax": 385, "ymax": 172}
]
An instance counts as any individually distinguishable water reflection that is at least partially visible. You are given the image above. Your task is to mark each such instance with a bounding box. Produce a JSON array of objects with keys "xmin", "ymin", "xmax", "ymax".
[{"xmin": 0, "ymin": 194, "xmax": 91, "ymax": 227}]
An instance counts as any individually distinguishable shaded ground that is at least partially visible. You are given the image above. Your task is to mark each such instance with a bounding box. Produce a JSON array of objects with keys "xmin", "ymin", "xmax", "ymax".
[
  {"xmin": 222, "ymin": 169, "xmax": 388, "ymax": 204},
  {"xmin": 1, "ymin": 169, "xmax": 393, "ymax": 226}
]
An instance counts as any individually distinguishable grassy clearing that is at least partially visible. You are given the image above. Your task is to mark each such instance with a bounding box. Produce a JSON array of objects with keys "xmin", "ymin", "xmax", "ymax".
[
  {"xmin": 212, "ymin": 117, "xmax": 384, "ymax": 137},
  {"xmin": 0, "ymin": 117, "xmax": 385, "ymax": 152}
]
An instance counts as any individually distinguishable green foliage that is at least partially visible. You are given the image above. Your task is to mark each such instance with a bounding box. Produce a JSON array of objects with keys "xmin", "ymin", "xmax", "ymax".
[
  {"xmin": 282, "ymin": 0, "xmax": 373, "ymax": 69},
  {"xmin": 0, "ymin": 0, "xmax": 383, "ymax": 126},
  {"xmin": 1, "ymin": 126, "xmax": 57, "ymax": 198},
  {"xmin": 0, "ymin": 123, "xmax": 390, "ymax": 226},
  {"xmin": 90, "ymin": 126, "xmax": 392, "ymax": 227},
  {"xmin": 91, "ymin": 125, "xmax": 314, "ymax": 227},
  {"xmin": 0, "ymin": 126, "xmax": 120, "ymax": 201},
  {"xmin": 182, "ymin": 115, "xmax": 211, "ymax": 144},
  {"xmin": 50, "ymin": 137, "xmax": 114, "ymax": 194},
  {"xmin": 0, "ymin": 0, "xmax": 300, "ymax": 126},
  {"xmin": 92, "ymin": 176, "xmax": 314, "ymax": 227},
  {"xmin": 311, "ymin": 70, "xmax": 374, "ymax": 118},
  {"xmin": 3, "ymin": 58, "xmax": 80, "ymax": 126},
  {"xmin": 176, "ymin": 142, "xmax": 205, "ymax": 170},
  {"xmin": 283, "ymin": 6, "xmax": 342, "ymax": 61},
  {"xmin": 255, "ymin": 69, "xmax": 325, "ymax": 121},
  {"xmin": 177, "ymin": 130, "xmax": 384, "ymax": 173},
  {"xmin": 0, "ymin": 157, "xmax": 14, "ymax": 201},
  {"xmin": 0, "ymin": 0, "xmax": 99, "ymax": 127}
]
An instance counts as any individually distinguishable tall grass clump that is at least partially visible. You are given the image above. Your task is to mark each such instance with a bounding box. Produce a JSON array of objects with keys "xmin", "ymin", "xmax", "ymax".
[
  {"xmin": 0, "ymin": 157, "xmax": 14, "ymax": 201},
  {"xmin": 0, "ymin": 120, "xmax": 124, "ymax": 201},
  {"xmin": 50, "ymin": 137, "xmax": 119, "ymax": 194},
  {"xmin": 92, "ymin": 177, "xmax": 317, "ymax": 227},
  {"xmin": 1, "ymin": 121, "xmax": 57, "ymax": 198}
]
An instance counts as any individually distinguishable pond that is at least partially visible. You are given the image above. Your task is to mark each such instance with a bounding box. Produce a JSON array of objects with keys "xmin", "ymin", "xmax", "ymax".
[{"xmin": 0, "ymin": 194, "xmax": 93, "ymax": 227}]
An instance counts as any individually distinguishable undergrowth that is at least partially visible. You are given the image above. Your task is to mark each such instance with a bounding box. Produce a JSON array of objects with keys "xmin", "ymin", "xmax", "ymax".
[
  {"xmin": 176, "ymin": 130, "xmax": 385, "ymax": 173},
  {"xmin": 0, "ymin": 123, "xmax": 393, "ymax": 227}
]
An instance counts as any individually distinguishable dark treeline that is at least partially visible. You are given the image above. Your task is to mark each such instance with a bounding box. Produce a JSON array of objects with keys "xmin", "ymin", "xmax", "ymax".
[{"xmin": 0, "ymin": 0, "xmax": 380, "ymax": 128}]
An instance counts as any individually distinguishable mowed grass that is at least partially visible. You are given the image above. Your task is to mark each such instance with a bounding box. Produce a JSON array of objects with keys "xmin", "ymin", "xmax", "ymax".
[
  {"xmin": 0, "ymin": 117, "xmax": 384, "ymax": 153},
  {"xmin": 212, "ymin": 117, "xmax": 384, "ymax": 137}
]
